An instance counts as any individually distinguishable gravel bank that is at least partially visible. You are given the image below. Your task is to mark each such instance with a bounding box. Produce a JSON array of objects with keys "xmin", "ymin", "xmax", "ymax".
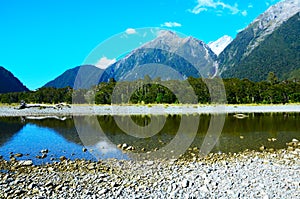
[
  {"xmin": 1, "ymin": 139, "xmax": 299, "ymax": 198},
  {"xmin": 0, "ymin": 104, "xmax": 300, "ymax": 116}
]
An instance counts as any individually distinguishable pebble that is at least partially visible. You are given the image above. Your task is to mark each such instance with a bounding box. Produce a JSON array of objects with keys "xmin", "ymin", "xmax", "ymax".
[
  {"xmin": 0, "ymin": 139, "xmax": 299, "ymax": 198},
  {"xmin": 59, "ymin": 156, "xmax": 67, "ymax": 161},
  {"xmin": 87, "ymin": 163, "xmax": 95, "ymax": 170},
  {"xmin": 99, "ymin": 188, "xmax": 108, "ymax": 195},
  {"xmin": 121, "ymin": 143, "xmax": 128, "ymax": 150},
  {"xmin": 181, "ymin": 179, "xmax": 189, "ymax": 188},
  {"xmin": 18, "ymin": 160, "xmax": 33, "ymax": 166},
  {"xmin": 199, "ymin": 185, "xmax": 209, "ymax": 193}
]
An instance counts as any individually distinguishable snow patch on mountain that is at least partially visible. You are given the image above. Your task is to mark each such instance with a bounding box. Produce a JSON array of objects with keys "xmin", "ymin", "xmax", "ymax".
[{"xmin": 208, "ymin": 35, "xmax": 233, "ymax": 56}]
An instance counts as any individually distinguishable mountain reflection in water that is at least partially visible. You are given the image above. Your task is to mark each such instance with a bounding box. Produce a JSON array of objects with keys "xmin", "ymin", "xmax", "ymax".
[{"xmin": 0, "ymin": 113, "xmax": 299, "ymax": 164}]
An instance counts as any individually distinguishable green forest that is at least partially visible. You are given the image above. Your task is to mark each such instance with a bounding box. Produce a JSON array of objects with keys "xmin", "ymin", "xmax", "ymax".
[{"xmin": 1, "ymin": 74, "xmax": 300, "ymax": 105}]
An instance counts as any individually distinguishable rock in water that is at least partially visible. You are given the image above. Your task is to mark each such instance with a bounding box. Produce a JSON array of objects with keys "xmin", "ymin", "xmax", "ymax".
[
  {"xmin": 121, "ymin": 143, "xmax": 128, "ymax": 150},
  {"xmin": 15, "ymin": 153, "xmax": 23, "ymax": 157},
  {"xmin": 41, "ymin": 149, "xmax": 49, "ymax": 154}
]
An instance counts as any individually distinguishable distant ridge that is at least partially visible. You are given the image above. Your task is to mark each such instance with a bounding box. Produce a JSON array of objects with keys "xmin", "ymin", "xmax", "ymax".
[
  {"xmin": 44, "ymin": 65, "xmax": 104, "ymax": 89},
  {"xmin": 0, "ymin": 66, "xmax": 29, "ymax": 93}
]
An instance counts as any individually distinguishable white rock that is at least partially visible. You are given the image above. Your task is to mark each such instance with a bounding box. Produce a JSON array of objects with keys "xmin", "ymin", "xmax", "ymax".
[
  {"xmin": 181, "ymin": 179, "xmax": 189, "ymax": 188},
  {"xmin": 40, "ymin": 149, "xmax": 49, "ymax": 153},
  {"xmin": 99, "ymin": 188, "xmax": 108, "ymax": 195},
  {"xmin": 121, "ymin": 143, "xmax": 128, "ymax": 149},
  {"xmin": 199, "ymin": 185, "xmax": 209, "ymax": 193},
  {"xmin": 18, "ymin": 160, "xmax": 33, "ymax": 166}
]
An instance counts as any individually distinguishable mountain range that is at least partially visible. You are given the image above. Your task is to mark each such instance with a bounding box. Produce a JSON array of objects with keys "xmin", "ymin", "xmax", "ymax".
[
  {"xmin": 99, "ymin": 30, "xmax": 217, "ymax": 82},
  {"xmin": 0, "ymin": 66, "xmax": 28, "ymax": 93},
  {"xmin": 44, "ymin": 0, "xmax": 299, "ymax": 89},
  {"xmin": 43, "ymin": 30, "xmax": 218, "ymax": 89},
  {"xmin": 0, "ymin": 0, "xmax": 299, "ymax": 92}
]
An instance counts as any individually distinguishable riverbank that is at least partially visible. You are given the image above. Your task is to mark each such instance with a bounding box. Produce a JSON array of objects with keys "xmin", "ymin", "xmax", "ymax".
[
  {"xmin": 0, "ymin": 104, "xmax": 300, "ymax": 116},
  {"xmin": 1, "ymin": 139, "xmax": 299, "ymax": 198}
]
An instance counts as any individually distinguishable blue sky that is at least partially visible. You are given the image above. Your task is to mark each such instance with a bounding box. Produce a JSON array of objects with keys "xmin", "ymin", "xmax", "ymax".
[{"xmin": 0, "ymin": 0, "xmax": 281, "ymax": 90}]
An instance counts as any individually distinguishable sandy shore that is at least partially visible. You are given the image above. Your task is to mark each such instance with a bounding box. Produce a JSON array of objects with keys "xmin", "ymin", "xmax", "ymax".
[{"xmin": 0, "ymin": 104, "xmax": 300, "ymax": 116}]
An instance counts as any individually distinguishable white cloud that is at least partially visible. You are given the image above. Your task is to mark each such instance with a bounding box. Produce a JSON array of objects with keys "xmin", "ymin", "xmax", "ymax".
[
  {"xmin": 95, "ymin": 56, "xmax": 116, "ymax": 69},
  {"xmin": 161, "ymin": 22, "xmax": 182, "ymax": 28},
  {"xmin": 241, "ymin": 10, "xmax": 247, "ymax": 16},
  {"xmin": 125, "ymin": 28, "xmax": 137, "ymax": 34},
  {"xmin": 248, "ymin": 3, "xmax": 253, "ymax": 8},
  {"xmin": 189, "ymin": 0, "xmax": 242, "ymax": 15}
]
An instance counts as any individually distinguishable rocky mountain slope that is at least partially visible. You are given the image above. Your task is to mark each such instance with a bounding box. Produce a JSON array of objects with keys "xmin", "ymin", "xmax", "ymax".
[
  {"xmin": 100, "ymin": 30, "xmax": 217, "ymax": 82},
  {"xmin": 219, "ymin": 0, "xmax": 300, "ymax": 81},
  {"xmin": 43, "ymin": 31, "xmax": 218, "ymax": 89}
]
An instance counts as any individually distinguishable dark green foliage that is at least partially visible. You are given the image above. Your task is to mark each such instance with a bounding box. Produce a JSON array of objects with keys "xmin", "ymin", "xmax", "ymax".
[
  {"xmin": 129, "ymin": 83, "xmax": 177, "ymax": 104},
  {"xmin": 95, "ymin": 78, "xmax": 177, "ymax": 104},
  {"xmin": 95, "ymin": 81, "xmax": 116, "ymax": 104},
  {"xmin": 290, "ymin": 93, "xmax": 300, "ymax": 103},
  {"xmin": 0, "ymin": 87, "xmax": 73, "ymax": 104},
  {"xmin": 1, "ymin": 77, "xmax": 300, "ymax": 105},
  {"xmin": 267, "ymin": 72, "xmax": 279, "ymax": 85},
  {"xmin": 0, "ymin": 66, "xmax": 29, "ymax": 93},
  {"xmin": 187, "ymin": 77, "xmax": 210, "ymax": 103}
]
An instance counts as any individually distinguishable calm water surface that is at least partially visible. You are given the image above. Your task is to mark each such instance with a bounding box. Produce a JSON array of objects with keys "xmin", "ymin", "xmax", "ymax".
[{"xmin": 0, "ymin": 113, "xmax": 299, "ymax": 164}]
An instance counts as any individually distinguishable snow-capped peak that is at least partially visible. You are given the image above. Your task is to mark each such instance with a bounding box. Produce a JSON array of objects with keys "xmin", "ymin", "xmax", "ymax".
[{"xmin": 208, "ymin": 35, "xmax": 233, "ymax": 56}]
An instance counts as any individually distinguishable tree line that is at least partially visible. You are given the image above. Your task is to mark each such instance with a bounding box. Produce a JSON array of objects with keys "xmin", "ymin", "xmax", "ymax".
[{"xmin": 0, "ymin": 75, "xmax": 300, "ymax": 105}]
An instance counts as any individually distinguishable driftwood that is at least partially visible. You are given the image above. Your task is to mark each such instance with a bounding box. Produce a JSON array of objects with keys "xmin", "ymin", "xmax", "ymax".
[
  {"xmin": 233, "ymin": 113, "xmax": 249, "ymax": 119},
  {"xmin": 18, "ymin": 101, "xmax": 71, "ymax": 110},
  {"xmin": 24, "ymin": 116, "xmax": 69, "ymax": 121}
]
